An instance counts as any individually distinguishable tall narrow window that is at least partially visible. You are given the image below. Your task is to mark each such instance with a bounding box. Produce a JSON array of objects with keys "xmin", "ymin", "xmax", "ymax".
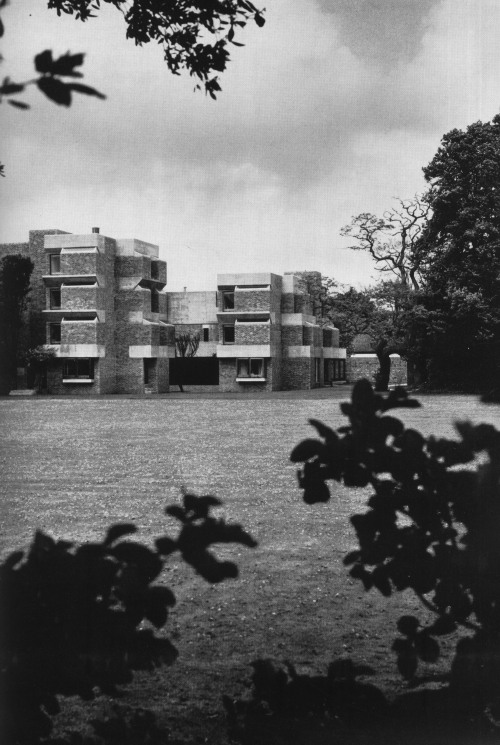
[
  {"xmin": 250, "ymin": 358, "xmax": 264, "ymax": 377},
  {"xmin": 49, "ymin": 254, "xmax": 61, "ymax": 274},
  {"xmin": 203, "ymin": 326, "xmax": 209, "ymax": 342},
  {"xmin": 151, "ymin": 289, "xmax": 159, "ymax": 313},
  {"xmin": 49, "ymin": 288, "xmax": 61, "ymax": 309},
  {"xmin": 48, "ymin": 323, "xmax": 61, "ymax": 344},
  {"xmin": 223, "ymin": 325, "xmax": 235, "ymax": 344},
  {"xmin": 150, "ymin": 261, "xmax": 159, "ymax": 280},
  {"xmin": 222, "ymin": 291, "xmax": 234, "ymax": 310}
]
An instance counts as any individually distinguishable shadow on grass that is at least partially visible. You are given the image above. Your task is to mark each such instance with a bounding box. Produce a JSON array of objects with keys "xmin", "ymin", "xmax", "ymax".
[{"xmin": 222, "ymin": 657, "xmax": 500, "ymax": 745}]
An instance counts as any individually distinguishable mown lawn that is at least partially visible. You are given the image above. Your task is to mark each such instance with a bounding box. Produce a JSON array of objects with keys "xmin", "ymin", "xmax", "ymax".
[{"xmin": 1, "ymin": 389, "xmax": 499, "ymax": 743}]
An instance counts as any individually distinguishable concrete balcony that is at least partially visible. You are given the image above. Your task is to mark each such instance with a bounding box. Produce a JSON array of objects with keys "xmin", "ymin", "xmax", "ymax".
[{"xmin": 61, "ymin": 284, "xmax": 103, "ymax": 312}]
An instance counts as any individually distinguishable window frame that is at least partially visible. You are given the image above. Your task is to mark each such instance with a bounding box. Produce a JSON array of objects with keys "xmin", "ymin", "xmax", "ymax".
[
  {"xmin": 222, "ymin": 324, "xmax": 235, "ymax": 344},
  {"xmin": 49, "ymin": 253, "xmax": 61, "ymax": 275},
  {"xmin": 222, "ymin": 291, "xmax": 235, "ymax": 310},
  {"xmin": 49, "ymin": 287, "xmax": 61, "ymax": 309},
  {"xmin": 48, "ymin": 322, "xmax": 61, "ymax": 345},
  {"xmin": 236, "ymin": 357, "xmax": 265, "ymax": 379},
  {"xmin": 62, "ymin": 358, "xmax": 94, "ymax": 381},
  {"xmin": 202, "ymin": 326, "xmax": 210, "ymax": 342}
]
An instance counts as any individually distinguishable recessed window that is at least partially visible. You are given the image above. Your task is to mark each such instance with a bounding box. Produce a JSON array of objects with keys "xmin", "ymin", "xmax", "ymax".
[
  {"xmin": 49, "ymin": 254, "xmax": 61, "ymax": 274},
  {"xmin": 63, "ymin": 358, "xmax": 94, "ymax": 380},
  {"xmin": 49, "ymin": 288, "xmax": 61, "ymax": 309},
  {"xmin": 151, "ymin": 289, "xmax": 159, "ymax": 313},
  {"xmin": 223, "ymin": 325, "xmax": 235, "ymax": 344},
  {"xmin": 203, "ymin": 326, "xmax": 209, "ymax": 342},
  {"xmin": 151, "ymin": 261, "xmax": 159, "ymax": 280},
  {"xmin": 222, "ymin": 291, "xmax": 235, "ymax": 310},
  {"xmin": 48, "ymin": 323, "xmax": 61, "ymax": 344},
  {"xmin": 237, "ymin": 358, "xmax": 264, "ymax": 378}
]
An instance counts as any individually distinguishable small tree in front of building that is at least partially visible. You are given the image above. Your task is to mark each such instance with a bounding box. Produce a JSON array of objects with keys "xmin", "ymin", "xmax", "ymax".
[
  {"xmin": 24, "ymin": 346, "xmax": 56, "ymax": 392},
  {"xmin": 175, "ymin": 331, "xmax": 201, "ymax": 392}
]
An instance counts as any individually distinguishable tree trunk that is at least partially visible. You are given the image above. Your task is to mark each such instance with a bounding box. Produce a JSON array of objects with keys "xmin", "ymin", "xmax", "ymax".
[{"xmin": 374, "ymin": 341, "xmax": 391, "ymax": 392}]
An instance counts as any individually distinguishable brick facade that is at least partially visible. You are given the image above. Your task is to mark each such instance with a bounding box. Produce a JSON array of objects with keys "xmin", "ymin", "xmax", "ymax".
[{"xmin": 0, "ymin": 229, "xmax": 175, "ymax": 394}]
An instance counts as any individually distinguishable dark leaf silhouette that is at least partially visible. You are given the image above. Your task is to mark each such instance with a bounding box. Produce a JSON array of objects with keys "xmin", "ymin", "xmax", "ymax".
[
  {"xmin": 293, "ymin": 380, "xmax": 500, "ymax": 692},
  {"xmin": 7, "ymin": 99, "xmax": 30, "ymax": 109},
  {"xmin": 104, "ymin": 523, "xmax": 138, "ymax": 545},
  {"xmin": 68, "ymin": 82, "xmax": 106, "ymax": 99},
  {"xmin": 37, "ymin": 77, "xmax": 72, "ymax": 106}
]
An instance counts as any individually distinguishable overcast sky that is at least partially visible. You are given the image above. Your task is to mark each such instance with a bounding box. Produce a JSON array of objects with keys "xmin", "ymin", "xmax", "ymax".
[{"xmin": 1, "ymin": 0, "xmax": 499, "ymax": 290}]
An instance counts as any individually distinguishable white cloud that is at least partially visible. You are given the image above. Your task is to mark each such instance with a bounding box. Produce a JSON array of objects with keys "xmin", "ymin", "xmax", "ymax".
[{"xmin": 1, "ymin": 0, "xmax": 500, "ymax": 290}]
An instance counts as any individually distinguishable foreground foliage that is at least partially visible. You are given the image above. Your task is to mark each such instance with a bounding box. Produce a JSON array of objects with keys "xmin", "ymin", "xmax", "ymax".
[
  {"xmin": 292, "ymin": 380, "xmax": 500, "ymax": 712},
  {"xmin": 0, "ymin": 493, "xmax": 256, "ymax": 744}
]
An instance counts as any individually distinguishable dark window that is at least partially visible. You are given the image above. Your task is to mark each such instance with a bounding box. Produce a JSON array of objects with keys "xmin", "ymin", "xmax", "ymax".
[
  {"xmin": 49, "ymin": 323, "xmax": 61, "ymax": 344},
  {"xmin": 151, "ymin": 261, "xmax": 159, "ymax": 280},
  {"xmin": 144, "ymin": 358, "xmax": 156, "ymax": 384},
  {"xmin": 250, "ymin": 358, "xmax": 264, "ymax": 377},
  {"xmin": 203, "ymin": 327, "xmax": 209, "ymax": 342},
  {"xmin": 223, "ymin": 325, "xmax": 235, "ymax": 344},
  {"xmin": 63, "ymin": 358, "xmax": 94, "ymax": 379},
  {"xmin": 237, "ymin": 358, "xmax": 264, "ymax": 378},
  {"xmin": 49, "ymin": 288, "xmax": 61, "ymax": 309},
  {"xmin": 49, "ymin": 254, "xmax": 61, "ymax": 274},
  {"xmin": 151, "ymin": 289, "xmax": 159, "ymax": 313},
  {"xmin": 222, "ymin": 291, "xmax": 235, "ymax": 310}
]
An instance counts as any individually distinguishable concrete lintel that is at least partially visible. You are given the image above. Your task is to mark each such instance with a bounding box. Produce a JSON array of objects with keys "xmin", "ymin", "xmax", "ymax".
[
  {"xmin": 45, "ymin": 234, "xmax": 105, "ymax": 250},
  {"xmin": 49, "ymin": 344, "xmax": 106, "ymax": 358},
  {"xmin": 217, "ymin": 272, "xmax": 276, "ymax": 287},
  {"xmin": 217, "ymin": 344, "xmax": 271, "ymax": 358},
  {"xmin": 116, "ymin": 238, "xmax": 159, "ymax": 258},
  {"xmin": 129, "ymin": 345, "xmax": 175, "ymax": 359},
  {"xmin": 322, "ymin": 348, "xmax": 347, "ymax": 359},
  {"xmin": 281, "ymin": 313, "xmax": 316, "ymax": 326},
  {"xmin": 284, "ymin": 346, "xmax": 312, "ymax": 358}
]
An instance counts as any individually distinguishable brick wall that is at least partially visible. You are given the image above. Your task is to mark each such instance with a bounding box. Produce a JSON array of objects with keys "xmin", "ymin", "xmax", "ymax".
[
  {"xmin": 61, "ymin": 285, "xmax": 101, "ymax": 311},
  {"xmin": 281, "ymin": 325, "xmax": 303, "ymax": 346},
  {"xmin": 235, "ymin": 323, "xmax": 271, "ymax": 345},
  {"xmin": 61, "ymin": 321, "xmax": 103, "ymax": 346},
  {"xmin": 281, "ymin": 293, "xmax": 295, "ymax": 313},
  {"xmin": 346, "ymin": 355, "xmax": 407, "ymax": 386},
  {"xmin": 60, "ymin": 251, "xmax": 100, "ymax": 277},
  {"xmin": 115, "ymin": 358, "xmax": 144, "ymax": 394},
  {"xmin": 282, "ymin": 358, "xmax": 312, "ymax": 390},
  {"xmin": 234, "ymin": 289, "xmax": 270, "ymax": 312}
]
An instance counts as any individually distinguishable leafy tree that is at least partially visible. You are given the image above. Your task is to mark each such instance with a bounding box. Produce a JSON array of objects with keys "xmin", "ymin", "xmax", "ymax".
[
  {"xmin": 24, "ymin": 345, "xmax": 56, "ymax": 391},
  {"xmin": 0, "ymin": 492, "xmax": 257, "ymax": 744},
  {"xmin": 174, "ymin": 330, "xmax": 200, "ymax": 392},
  {"xmin": 311, "ymin": 279, "xmax": 411, "ymax": 391},
  {"xmin": 413, "ymin": 115, "xmax": 500, "ymax": 391},
  {"xmin": 292, "ymin": 380, "xmax": 500, "ymax": 714},
  {"xmin": 0, "ymin": 0, "xmax": 265, "ymax": 107},
  {"xmin": 340, "ymin": 196, "xmax": 431, "ymax": 290},
  {"xmin": 0, "ymin": 254, "xmax": 33, "ymax": 392}
]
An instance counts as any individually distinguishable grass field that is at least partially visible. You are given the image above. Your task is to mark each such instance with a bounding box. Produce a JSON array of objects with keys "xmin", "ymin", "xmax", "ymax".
[{"xmin": 1, "ymin": 388, "xmax": 500, "ymax": 743}]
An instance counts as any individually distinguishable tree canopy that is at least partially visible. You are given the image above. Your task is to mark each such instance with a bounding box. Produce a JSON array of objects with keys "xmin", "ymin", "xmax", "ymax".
[
  {"xmin": 0, "ymin": 254, "xmax": 33, "ymax": 392},
  {"xmin": 414, "ymin": 115, "xmax": 500, "ymax": 390}
]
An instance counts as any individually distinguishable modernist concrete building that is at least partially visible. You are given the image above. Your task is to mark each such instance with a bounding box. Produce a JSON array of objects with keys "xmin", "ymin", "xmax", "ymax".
[
  {"xmin": 1, "ymin": 230, "xmax": 346, "ymax": 394},
  {"xmin": 167, "ymin": 271, "xmax": 346, "ymax": 392},
  {"xmin": 0, "ymin": 228, "xmax": 175, "ymax": 394}
]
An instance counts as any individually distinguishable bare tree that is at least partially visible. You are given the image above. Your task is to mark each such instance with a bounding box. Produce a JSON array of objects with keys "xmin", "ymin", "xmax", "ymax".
[
  {"xmin": 174, "ymin": 331, "xmax": 200, "ymax": 392},
  {"xmin": 340, "ymin": 195, "xmax": 432, "ymax": 290}
]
